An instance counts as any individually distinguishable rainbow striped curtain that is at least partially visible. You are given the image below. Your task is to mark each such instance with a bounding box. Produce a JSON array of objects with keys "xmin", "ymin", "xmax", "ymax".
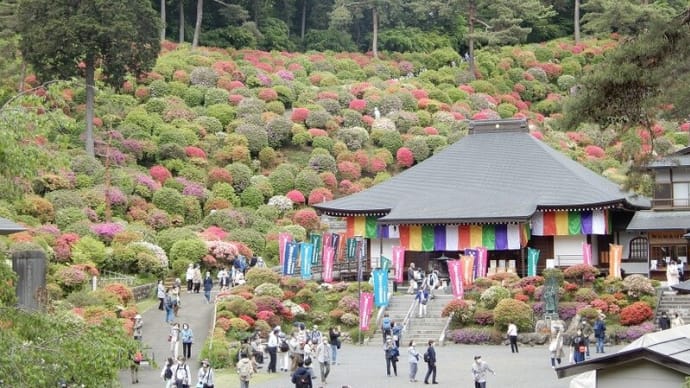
[{"xmin": 531, "ymin": 210, "xmax": 609, "ymax": 236}]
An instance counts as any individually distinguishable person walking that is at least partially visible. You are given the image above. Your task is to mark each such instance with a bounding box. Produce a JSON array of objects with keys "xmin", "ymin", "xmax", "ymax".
[
  {"xmin": 291, "ymin": 360, "xmax": 312, "ymax": 388},
  {"xmin": 133, "ymin": 314, "xmax": 143, "ymax": 341},
  {"xmin": 185, "ymin": 263, "xmax": 194, "ymax": 293},
  {"xmin": 593, "ymin": 315, "xmax": 606, "ymax": 353},
  {"xmin": 172, "ymin": 356, "xmax": 191, "ymax": 388},
  {"xmin": 392, "ymin": 322, "xmax": 402, "ymax": 348},
  {"xmin": 672, "ymin": 312, "xmax": 685, "ymax": 328},
  {"xmin": 407, "ymin": 263, "xmax": 418, "ymax": 294},
  {"xmin": 172, "ymin": 283, "xmax": 181, "ymax": 317},
  {"xmin": 507, "ymin": 321, "xmax": 518, "ymax": 353},
  {"xmin": 471, "ymin": 355, "xmax": 495, "ymax": 388},
  {"xmin": 160, "ymin": 357, "xmax": 175, "ymax": 388},
  {"xmin": 192, "ymin": 264, "xmax": 202, "ymax": 294},
  {"xmin": 196, "ymin": 359, "xmax": 214, "ymax": 388},
  {"xmin": 280, "ymin": 331, "xmax": 293, "ymax": 372},
  {"xmin": 315, "ymin": 337, "xmax": 331, "ymax": 385},
  {"xmin": 548, "ymin": 328, "xmax": 565, "ymax": 368},
  {"xmin": 408, "ymin": 340, "xmax": 420, "ymax": 382},
  {"xmin": 658, "ymin": 311, "xmax": 672, "ymax": 330},
  {"xmin": 164, "ymin": 288, "xmax": 175, "ymax": 323},
  {"xmin": 237, "ymin": 352, "xmax": 254, "ymax": 388},
  {"xmin": 157, "ymin": 280, "xmax": 166, "ymax": 310},
  {"xmin": 267, "ymin": 326, "xmax": 279, "ymax": 373},
  {"xmin": 328, "ymin": 326, "xmax": 341, "ymax": 365},
  {"xmin": 384, "ymin": 336, "xmax": 399, "ymax": 377},
  {"xmin": 423, "ymin": 340, "xmax": 437, "ymax": 384},
  {"xmin": 381, "ymin": 313, "xmax": 392, "ymax": 342},
  {"xmin": 578, "ymin": 318, "xmax": 594, "ymax": 357},
  {"xmin": 170, "ymin": 322, "xmax": 181, "ymax": 360},
  {"xmin": 181, "ymin": 323, "xmax": 193, "ymax": 360},
  {"xmin": 416, "ymin": 286, "xmax": 429, "ymax": 318},
  {"xmin": 130, "ymin": 348, "xmax": 143, "ymax": 384},
  {"xmin": 203, "ymin": 271, "xmax": 213, "ymax": 304},
  {"xmin": 571, "ymin": 329, "xmax": 587, "ymax": 364}
]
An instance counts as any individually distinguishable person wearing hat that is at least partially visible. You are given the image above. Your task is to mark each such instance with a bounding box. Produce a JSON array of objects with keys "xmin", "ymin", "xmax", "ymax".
[
  {"xmin": 471, "ymin": 355, "xmax": 495, "ymax": 388},
  {"xmin": 133, "ymin": 314, "xmax": 143, "ymax": 341},
  {"xmin": 267, "ymin": 326, "xmax": 280, "ymax": 373},
  {"xmin": 196, "ymin": 359, "xmax": 215, "ymax": 388},
  {"xmin": 384, "ymin": 336, "xmax": 399, "ymax": 377}
]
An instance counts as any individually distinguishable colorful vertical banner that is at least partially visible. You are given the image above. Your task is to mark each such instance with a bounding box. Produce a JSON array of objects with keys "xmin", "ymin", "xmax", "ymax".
[
  {"xmin": 422, "ymin": 225, "xmax": 435, "ymax": 251},
  {"xmin": 380, "ymin": 256, "xmax": 391, "ymax": 272},
  {"xmin": 447, "ymin": 259, "xmax": 464, "ymax": 298},
  {"xmin": 309, "ymin": 233, "xmax": 322, "ymax": 264},
  {"xmin": 460, "ymin": 255, "xmax": 475, "ymax": 286},
  {"xmin": 322, "ymin": 246, "xmax": 334, "ymax": 283},
  {"xmin": 527, "ymin": 247, "xmax": 540, "ymax": 277},
  {"xmin": 282, "ymin": 241, "xmax": 298, "ymax": 275},
  {"xmin": 322, "ymin": 233, "xmax": 332, "ymax": 260},
  {"xmin": 372, "ymin": 268, "xmax": 389, "ymax": 307},
  {"xmin": 465, "ymin": 249, "xmax": 478, "ymax": 279},
  {"xmin": 359, "ymin": 292, "xmax": 374, "ymax": 331},
  {"xmin": 392, "ymin": 246, "xmax": 405, "ymax": 283},
  {"xmin": 476, "ymin": 247, "xmax": 488, "ymax": 278},
  {"xmin": 582, "ymin": 242, "xmax": 592, "ymax": 266},
  {"xmin": 532, "ymin": 210, "xmax": 608, "ymax": 236},
  {"xmin": 278, "ymin": 232, "xmax": 292, "ymax": 266},
  {"xmin": 409, "ymin": 225, "xmax": 422, "ymax": 251},
  {"xmin": 346, "ymin": 238, "xmax": 357, "ymax": 260},
  {"xmin": 332, "ymin": 233, "xmax": 342, "ymax": 261},
  {"xmin": 300, "ymin": 243, "xmax": 314, "ymax": 279},
  {"xmin": 609, "ymin": 244, "xmax": 623, "ymax": 279}
]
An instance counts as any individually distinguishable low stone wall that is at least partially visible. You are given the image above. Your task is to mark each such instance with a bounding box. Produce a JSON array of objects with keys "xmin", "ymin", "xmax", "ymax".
[{"xmin": 132, "ymin": 283, "xmax": 157, "ymax": 302}]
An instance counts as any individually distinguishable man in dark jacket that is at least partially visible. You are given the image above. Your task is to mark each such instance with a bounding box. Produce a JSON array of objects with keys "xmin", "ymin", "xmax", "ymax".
[
  {"xmin": 291, "ymin": 360, "xmax": 312, "ymax": 388},
  {"xmin": 423, "ymin": 340, "xmax": 438, "ymax": 384},
  {"xmin": 659, "ymin": 311, "xmax": 671, "ymax": 330}
]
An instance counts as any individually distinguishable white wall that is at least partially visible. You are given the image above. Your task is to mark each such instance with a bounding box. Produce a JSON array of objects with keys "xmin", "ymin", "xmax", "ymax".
[
  {"xmin": 553, "ymin": 235, "xmax": 586, "ymax": 266},
  {"xmin": 369, "ymin": 238, "xmax": 400, "ymax": 267},
  {"xmin": 597, "ymin": 360, "xmax": 685, "ymax": 388}
]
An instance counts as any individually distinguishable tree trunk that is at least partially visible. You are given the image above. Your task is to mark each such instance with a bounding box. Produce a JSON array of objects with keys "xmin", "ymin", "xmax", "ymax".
[
  {"xmin": 468, "ymin": 0, "xmax": 476, "ymax": 77},
  {"xmin": 160, "ymin": 0, "xmax": 166, "ymax": 41},
  {"xmin": 300, "ymin": 0, "xmax": 306, "ymax": 41},
  {"xmin": 574, "ymin": 0, "xmax": 580, "ymax": 43},
  {"xmin": 17, "ymin": 61, "xmax": 25, "ymax": 92},
  {"xmin": 192, "ymin": 0, "xmax": 203, "ymax": 49},
  {"xmin": 372, "ymin": 7, "xmax": 378, "ymax": 59},
  {"xmin": 179, "ymin": 0, "xmax": 185, "ymax": 43},
  {"xmin": 84, "ymin": 59, "xmax": 95, "ymax": 158}
]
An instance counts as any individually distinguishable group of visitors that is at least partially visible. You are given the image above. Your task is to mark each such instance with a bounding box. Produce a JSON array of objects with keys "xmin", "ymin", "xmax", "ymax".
[
  {"xmin": 160, "ymin": 356, "xmax": 215, "ymax": 388},
  {"xmin": 658, "ymin": 310, "xmax": 685, "ymax": 330},
  {"xmin": 378, "ymin": 338, "xmax": 441, "ymax": 385}
]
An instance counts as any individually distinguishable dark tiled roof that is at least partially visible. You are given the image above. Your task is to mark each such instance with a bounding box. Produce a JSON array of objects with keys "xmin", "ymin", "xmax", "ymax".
[
  {"xmin": 627, "ymin": 210, "xmax": 690, "ymax": 230},
  {"xmin": 647, "ymin": 146, "xmax": 690, "ymax": 168},
  {"xmin": 314, "ymin": 120, "xmax": 650, "ymax": 223},
  {"xmin": 0, "ymin": 217, "xmax": 25, "ymax": 235}
]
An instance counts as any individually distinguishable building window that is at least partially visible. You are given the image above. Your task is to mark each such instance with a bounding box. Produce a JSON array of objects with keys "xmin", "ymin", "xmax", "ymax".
[
  {"xmin": 654, "ymin": 183, "xmax": 672, "ymax": 207},
  {"xmin": 673, "ymin": 182, "xmax": 690, "ymax": 207}
]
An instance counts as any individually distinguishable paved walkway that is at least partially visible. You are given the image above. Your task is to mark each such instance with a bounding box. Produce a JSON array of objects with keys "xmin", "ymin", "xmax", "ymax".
[{"xmin": 119, "ymin": 288, "xmax": 215, "ymax": 387}]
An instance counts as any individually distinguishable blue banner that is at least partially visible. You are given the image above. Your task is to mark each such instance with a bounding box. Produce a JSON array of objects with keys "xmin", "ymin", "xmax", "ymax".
[
  {"xmin": 380, "ymin": 256, "xmax": 391, "ymax": 271},
  {"xmin": 528, "ymin": 247, "xmax": 540, "ymax": 277},
  {"xmin": 300, "ymin": 242, "xmax": 314, "ymax": 279},
  {"xmin": 373, "ymin": 268, "xmax": 389, "ymax": 307},
  {"xmin": 283, "ymin": 241, "xmax": 298, "ymax": 275},
  {"xmin": 346, "ymin": 238, "xmax": 357, "ymax": 261},
  {"xmin": 309, "ymin": 233, "xmax": 322, "ymax": 264}
]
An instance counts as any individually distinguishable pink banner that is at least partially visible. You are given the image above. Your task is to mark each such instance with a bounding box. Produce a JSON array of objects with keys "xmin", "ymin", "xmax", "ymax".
[
  {"xmin": 447, "ymin": 260, "xmax": 464, "ymax": 298},
  {"xmin": 322, "ymin": 246, "xmax": 334, "ymax": 283},
  {"xmin": 278, "ymin": 232, "xmax": 291, "ymax": 266},
  {"xmin": 582, "ymin": 242, "xmax": 592, "ymax": 266},
  {"xmin": 359, "ymin": 292, "xmax": 374, "ymax": 331},
  {"xmin": 323, "ymin": 233, "xmax": 333, "ymax": 259},
  {"xmin": 460, "ymin": 255, "xmax": 474, "ymax": 286},
  {"xmin": 392, "ymin": 246, "xmax": 405, "ymax": 283},
  {"xmin": 476, "ymin": 247, "xmax": 488, "ymax": 278}
]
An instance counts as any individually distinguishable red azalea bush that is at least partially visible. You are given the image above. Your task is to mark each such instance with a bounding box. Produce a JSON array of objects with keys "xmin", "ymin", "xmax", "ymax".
[
  {"xmin": 216, "ymin": 317, "xmax": 232, "ymax": 331},
  {"xmin": 396, "ymin": 147, "xmax": 414, "ymax": 167},
  {"xmin": 54, "ymin": 233, "xmax": 80, "ymax": 262},
  {"xmin": 564, "ymin": 282, "xmax": 579, "ymax": 292},
  {"xmin": 292, "ymin": 208, "xmax": 321, "ymax": 230},
  {"xmin": 286, "ymin": 190, "xmax": 305, "ymax": 204},
  {"xmin": 563, "ymin": 264, "xmax": 600, "ymax": 282},
  {"xmin": 299, "ymin": 303, "xmax": 311, "ymax": 312},
  {"xmin": 514, "ymin": 293, "xmax": 529, "ymax": 302},
  {"xmin": 522, "ymin": 284, "xmax": 536, "ymax": 295},
  {"xmin": 584, "ymin": 145, "xmax": 605, "ymax": 159},
  {"xmin": 239, "ymin": 315, "xmax": 255, "ymax": 327},
  {"xmin": 620, "ymin": 301, "xmax": 654, "ymax": 326},
  {"xmin": 348, "ymin": 99, "xmax": 367, "ymax": 112},
  {"xmin": 291, "ymin": 107, "xmax": 310, "ymax": 123},
  {"xmin": 441, "ymin": 299, "xmax": 475, "ymax": 324},
  {"xmin": 589, "ymin": 298, "xmax": 609, "ymax": 313},
  {"xmin": 337, "ymin": 161, "xmax": 362, "ymax": 180},
  {"xmin": 308, "ymin": 187, "xmax": 333, "ymax": 205},
  {"xmin": 104, "ymin": 283, "xmax": 134, "ymax": 305},
  {"xmin": 185, "ymin": 146, "xmax": 207, "ymax": 159},
  {"xmin": 149, "ymin": 165, "xmax": 172, "ymax": 184},
  {"xmin": 473, "ymin": 310, "xmax": 494, "ymax": 326}
]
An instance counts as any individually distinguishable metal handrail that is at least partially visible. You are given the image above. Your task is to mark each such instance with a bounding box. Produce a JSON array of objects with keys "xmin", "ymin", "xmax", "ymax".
[
  {"xmin": 401, "ymin": 296, "xmax": 419, "ymax": 335},
  {"xmin": 438, "ymin": 316, "xmax": 453, "ymax": 346}
]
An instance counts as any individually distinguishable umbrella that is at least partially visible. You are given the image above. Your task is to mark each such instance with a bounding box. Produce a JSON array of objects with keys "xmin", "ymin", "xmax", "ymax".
[{"xmin": 0, "ymin": 217, "xmax": 25, "ymax": 235}]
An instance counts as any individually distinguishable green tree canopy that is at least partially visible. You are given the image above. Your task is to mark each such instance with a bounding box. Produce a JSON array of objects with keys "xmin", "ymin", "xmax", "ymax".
[{"xmin": 17, "ymin": 0, "xmax": 160, "ymax": 156}]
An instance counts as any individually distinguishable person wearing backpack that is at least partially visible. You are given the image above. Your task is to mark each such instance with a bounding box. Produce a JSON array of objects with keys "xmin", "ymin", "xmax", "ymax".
[
  {"xmin": 279, "ymin": 332, "xmax": 291, "ymax": 372},
  {"xmin": 196, "ymin": 359, "xmax": 214, "ymax": 388},
  {"xmin": 172, "ymin": 356, "xmax": 191, "ymax": 388},
  {"xmin": 160, "ymin": 357, "xmax": 175, "ymax": 388},
  {"xmin": 381, "ymin": 313, "xmax": 392, "ymax": 343},
  {"xmin": 423, "ymin": 340, "xmax": 438, "ymax": 384},
  {"xmin": 594, "ymin": 315, "xmax": 607, "ymax": 353},
  {"xmin": 237, "ymin": 352, "xmax": 254, "ymax": 388},
  {"xmin": 416, "ymin": 287, "xmax": 429, "ymax": 318},
  {"xmin": 291, "ymin": 359, "xmax": 312, "ymax": 388},
  {"xmin": 384, "ymin": 336, "xmax": 399, "ymax": 376}
]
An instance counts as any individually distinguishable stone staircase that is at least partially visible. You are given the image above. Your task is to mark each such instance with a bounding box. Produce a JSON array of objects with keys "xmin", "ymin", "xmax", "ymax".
[
  {"xmin": 657, "ymin": 292, "xmax": 690, "ymax": 322},
  {"xmin": 403, "ymin": 294, "xmax": 454, "ymax": 345}
]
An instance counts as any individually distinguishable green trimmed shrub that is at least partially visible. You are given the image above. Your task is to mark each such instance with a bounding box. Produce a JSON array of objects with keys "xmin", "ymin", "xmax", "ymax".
[
  {"xmin": 245, "ymin": 267, "xmax": 281, "ymax": 288},
  {"xmin": 493, "ymin": 298, "xmax": 533, "ymax": 331},
  {"xmin": 480, "ymin": 286, "xmax": 511, "ymax": 309},
  {"xmin": 152, "ymin": 187, "xmax": 186, "ymax": 215},
  {"xmin": 169, "ymin": 238, "xmax": 207, "ymax": 266}
]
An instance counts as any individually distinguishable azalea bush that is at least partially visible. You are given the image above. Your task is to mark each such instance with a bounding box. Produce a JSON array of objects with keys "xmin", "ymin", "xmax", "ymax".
[
  {"xmin": 620, "ymin": 301, "xmax": 654, "ymax": 326},
  {"xmin": 563, "ymin": 264, "xmax": 600, "ymax": 283},
  {"xmin": 441, "ymin": 299, "xmax": 476, "ymax": 325},
  {"xmin": 622, "ymin": 274, "xmax": 656, "ymax": 297},
  {"xmin": 480, "ymin": 285, "xmax": 511, "ymax": 309},
  {"xmin": 449, "ymin": 328, "xmax": 501, "ymax": 344},
  {"xmin": 493, "ymin": 298, "xmax": 533, "ymax": 331}
]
